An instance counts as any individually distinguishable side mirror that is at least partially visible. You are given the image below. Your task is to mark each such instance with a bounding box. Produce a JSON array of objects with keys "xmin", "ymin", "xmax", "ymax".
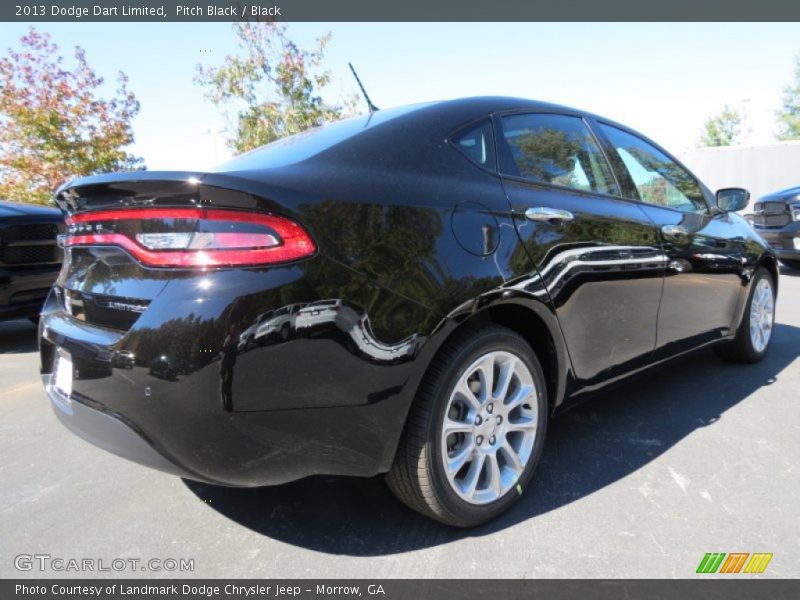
[{"xmin": 716, "ymin": 188, "xmax": 750, "ymax": 212}]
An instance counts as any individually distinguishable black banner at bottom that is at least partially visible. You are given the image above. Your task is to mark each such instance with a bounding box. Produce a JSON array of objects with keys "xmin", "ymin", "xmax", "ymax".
[{"xmin": 4, "ymin": 579, "xmax": 800, "ymax": 600}]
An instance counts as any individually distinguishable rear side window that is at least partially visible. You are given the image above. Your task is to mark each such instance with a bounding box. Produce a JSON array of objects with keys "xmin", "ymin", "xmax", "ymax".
[
  {"xmin": 499, "ymin": 113, "xmax": 619, "ymax": 196},
  {"xmin": 599, "ymin": 124, "xmax": 707, "ymax": 213},
  {"xmin": 451, "ymin": 120, "xmax": 496, "ymax": 169}
]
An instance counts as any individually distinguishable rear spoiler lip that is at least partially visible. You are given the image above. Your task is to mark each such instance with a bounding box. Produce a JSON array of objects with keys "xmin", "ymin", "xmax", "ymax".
[
  {"xmin": 56, "ymin": 170, "xmax": 207, "ymax": 196},
  {"xmin": 54, "ymin": 170, "xmax": 290, "ymax": 217}
]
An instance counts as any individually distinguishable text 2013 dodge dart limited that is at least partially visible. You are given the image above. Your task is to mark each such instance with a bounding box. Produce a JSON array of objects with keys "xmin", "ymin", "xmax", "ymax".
[{"xmin": 40, "ymin": 98, "xmax": 777, "ymax": 527}]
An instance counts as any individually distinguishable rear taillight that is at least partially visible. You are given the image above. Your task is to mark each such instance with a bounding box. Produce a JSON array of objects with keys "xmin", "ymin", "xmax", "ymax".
[{"xmin": 64, "ymin": 208, "xmax": 315, "ymax": 268}]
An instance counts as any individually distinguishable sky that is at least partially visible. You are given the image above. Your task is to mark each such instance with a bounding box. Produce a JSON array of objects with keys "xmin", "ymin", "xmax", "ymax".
[{"xmin": 2, "ymin": 22, "xmax": 800, "ymax": 171}]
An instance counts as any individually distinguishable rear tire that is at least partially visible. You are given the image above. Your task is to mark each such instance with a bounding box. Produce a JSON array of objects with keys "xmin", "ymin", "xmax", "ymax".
[
  {"xmin": 386, "ymin": 324, "xmax": 548, "ymax": 527},
  {"xmin": 715, "ymin": 267, "xmax": 775, "ymax": 363},
  {"xmin": 780, "ymin": 259, "xmax": 800, "ymax": 270}
]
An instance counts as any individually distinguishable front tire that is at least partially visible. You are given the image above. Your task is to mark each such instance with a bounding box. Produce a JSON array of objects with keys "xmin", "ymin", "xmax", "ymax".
[
  {"xmin": 386, "ymin": 325, "xmax": 548, "ymax": 527},
  {"xmin": 715, "ymin": 266, "xmax": 776, "ymax": 363}
]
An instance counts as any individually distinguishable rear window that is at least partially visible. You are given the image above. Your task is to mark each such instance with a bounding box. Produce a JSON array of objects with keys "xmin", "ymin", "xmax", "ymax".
[
  {"xmin": 450, "ymin": 120, "xmax": 496, "ymax": 170},
  {"xmin": 214, "ymin": 104, "xmax": 431, "ymax": 172}
]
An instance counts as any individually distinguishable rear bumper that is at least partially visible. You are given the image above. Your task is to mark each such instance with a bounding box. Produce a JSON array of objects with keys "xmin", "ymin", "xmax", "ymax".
[
  {"xmin": 38, "ymin": 259, "xmax": 429, "ymax": 487},
  {"xmin": 44, "ymin": 375, "xmax": 194, "ymax": 479}
]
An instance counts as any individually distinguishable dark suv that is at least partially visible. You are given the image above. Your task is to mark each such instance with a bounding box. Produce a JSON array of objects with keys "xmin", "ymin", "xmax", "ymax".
[
  {"xmin": 752, "ymin": 186, "xmax": 800, "ymax": 269},
  {"xmin": 40, "ymin": 97, "xmax": 777, "ymax": 527},
  {"xmin": 0, "ymin": 200, "xmax": 63, "ymax": 321}
]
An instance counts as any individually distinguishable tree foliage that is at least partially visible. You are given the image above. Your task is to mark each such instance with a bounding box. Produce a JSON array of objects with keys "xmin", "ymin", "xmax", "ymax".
[
  {"xmin": 698, "ymin": 105, "xmax": 742, "ymax": 147},
  {"xmin": 0, "ymin": 28, "xmax": 142, "ymax": 205},
  {"xmin": 195, "ymin": 22, "xmax": 357, "ymax": 154},
  {"xmin": 777, "ymin": 54, "xmax": 800, "ymax": 140}
]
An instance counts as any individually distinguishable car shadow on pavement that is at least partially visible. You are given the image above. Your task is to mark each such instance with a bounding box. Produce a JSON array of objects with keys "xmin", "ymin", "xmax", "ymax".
[
  {"xmin": 186, "ymin": 323, "xmax": 800, "ymax": 556},
  {"xmin": 0, "ymin": 319, "xmax": 38, "ymax": 354}
]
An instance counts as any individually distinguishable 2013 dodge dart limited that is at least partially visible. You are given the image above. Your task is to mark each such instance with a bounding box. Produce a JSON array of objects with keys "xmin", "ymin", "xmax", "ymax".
[{"xmin": 40, "ymin": 97, "xmax": 777, "ymax": 526}]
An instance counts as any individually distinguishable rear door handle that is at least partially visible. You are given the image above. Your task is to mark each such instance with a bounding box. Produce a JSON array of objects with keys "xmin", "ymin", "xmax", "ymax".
[
  {"xmin": 661, "ymin": 224, "xmax": 688, "ymax": 238},
  {"xmin": 525, "ymin": 207, "xmax": 574, "ymax": 222}
]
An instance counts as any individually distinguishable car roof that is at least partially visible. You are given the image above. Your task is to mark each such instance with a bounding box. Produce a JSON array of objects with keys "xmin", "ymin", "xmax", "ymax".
[
  {"xmin": 215, "ymin": 96, "xmax": 598, "ymax": 175},
  {"xmin": 413, "ymin": 96, "xmax": 586, "ymax": 119},
  {"xmin": 64, "ymin": 96, "xmax": 657, "ymax": 191}
]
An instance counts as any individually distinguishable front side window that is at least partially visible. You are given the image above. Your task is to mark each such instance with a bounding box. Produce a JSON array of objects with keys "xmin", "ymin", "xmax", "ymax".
[
  {"xmin": 599, "ymin": 124, "xmax": 706, "ymax": 213},
  {"xmin": 499, "ymin": 113, "xmax": 619, "ymax": 196}
]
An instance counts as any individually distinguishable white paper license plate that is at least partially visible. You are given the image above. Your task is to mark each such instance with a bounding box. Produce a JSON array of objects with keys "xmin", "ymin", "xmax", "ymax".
[{"xmin": 53, "ymin": 349, "xmax": 73, "ymax": 400}]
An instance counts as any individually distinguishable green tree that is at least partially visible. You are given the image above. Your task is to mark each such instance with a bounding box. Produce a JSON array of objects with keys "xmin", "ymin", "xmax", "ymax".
[
  {"xmin": 195, "ymin": 23, "xmax": 357, "ymax": 154},
  {"xmin": 0, "ymin": 28, "xmax": 142, "ymax": 205},
  {"xmin": 698, "ymin": 105, "xmax": 742, "ymax": 147},
  {"xmin": 777, "ymin": 54, "xmax": 800, "ymax": 140}
]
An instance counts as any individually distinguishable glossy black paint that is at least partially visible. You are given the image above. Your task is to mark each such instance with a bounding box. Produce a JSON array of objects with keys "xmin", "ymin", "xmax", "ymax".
[
  {"xmin": 0, "ymin": 200, "xmax": 63, "ymax": 320},
  {"xmin": 40, "ymin": 97, "xmax": 777, "ymax": 487},
  {"xmin": 502, "ymin": 173, "xmax": 664, "ymax": 385},
  {"xmin": 587, "ymin": 119, "xmax": 766, "ymax": 360}
]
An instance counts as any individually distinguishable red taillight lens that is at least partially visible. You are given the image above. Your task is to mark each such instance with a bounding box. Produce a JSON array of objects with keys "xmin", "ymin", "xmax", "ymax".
[{"xmin": 65, "ymin": 208, "xmax": 315, "ymax": 268}]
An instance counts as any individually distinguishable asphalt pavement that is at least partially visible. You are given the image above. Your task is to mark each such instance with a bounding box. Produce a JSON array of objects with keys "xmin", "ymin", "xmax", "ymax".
[{"xmin": 1, "ymin": 268, "xmax": 799, "ymax": 578}]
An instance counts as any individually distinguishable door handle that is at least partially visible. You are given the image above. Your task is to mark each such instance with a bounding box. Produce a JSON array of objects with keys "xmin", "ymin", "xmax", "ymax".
[
  {"xmin": 661, "ymin": 224, "xmax": 688, "ymax": 239},
  {"xmin": 525, "ymin": 207, "xmax": 574, "ymax": 223}
]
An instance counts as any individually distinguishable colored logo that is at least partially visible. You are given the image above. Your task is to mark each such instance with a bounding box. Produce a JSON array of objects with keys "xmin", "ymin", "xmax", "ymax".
[{"xmin": 696, "ymin": 552, "xmax": 773, "ymax": 574}]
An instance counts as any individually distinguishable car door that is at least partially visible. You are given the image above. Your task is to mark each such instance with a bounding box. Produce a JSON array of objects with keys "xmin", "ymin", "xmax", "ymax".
[
  {"xmin": 496, "ymin": 111, "xmax": 665, "ymax": 384},
  {"xmin": 592, "ymin": 120, "xmax": 747, "ymax": 355}
]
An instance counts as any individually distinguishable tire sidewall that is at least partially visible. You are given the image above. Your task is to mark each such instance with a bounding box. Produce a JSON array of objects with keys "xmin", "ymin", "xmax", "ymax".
[{"xmin": 425, "ymin": 329, "xmax": 548, "ymax": 526}]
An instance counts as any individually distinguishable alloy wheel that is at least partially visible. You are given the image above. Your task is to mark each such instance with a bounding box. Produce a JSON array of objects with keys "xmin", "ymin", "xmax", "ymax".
[
  {"xmin": 440, "ymin": 350, "xmax": 538, "ymax": 505},
  {"xmin": 749, "ymin": 277, "xmax": 774, "ymax": 353}
]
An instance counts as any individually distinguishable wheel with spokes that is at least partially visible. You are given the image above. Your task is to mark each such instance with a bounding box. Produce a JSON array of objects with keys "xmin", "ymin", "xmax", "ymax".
[
  {"xmin": 716, "ymin": 266, "xmax": 776, "ymax": 363},
  {"xmin": 386, "ymin": 325, "xmax": 547, "ymax": 527}
]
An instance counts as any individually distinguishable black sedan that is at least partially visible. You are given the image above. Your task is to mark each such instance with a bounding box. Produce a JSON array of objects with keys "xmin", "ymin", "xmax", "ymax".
[{"xmin": 40, "ymin": 97, "xmax": 777, "ymax": 527}]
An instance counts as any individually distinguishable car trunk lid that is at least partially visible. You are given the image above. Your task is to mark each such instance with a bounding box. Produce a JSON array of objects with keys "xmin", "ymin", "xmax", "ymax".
[{"xmin": 53, "ymin": 171, "xmax": 314, "ymax": 332}]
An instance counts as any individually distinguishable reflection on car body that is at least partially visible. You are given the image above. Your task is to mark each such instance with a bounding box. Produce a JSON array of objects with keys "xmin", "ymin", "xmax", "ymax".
[
  {"xmin": 239, "ymin": 298, "xmax": 422, "ymax": 364},
  {"xmin": 255, "ymin": 304, "xmax": 301, "ymax": 341},
  {"xmin": 238, "ymin": 303, "xmax": 304, "ymax": 350},
  {"xmin": 294, "ymin": 299, "xmax": 344, "ymax": 332}
]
